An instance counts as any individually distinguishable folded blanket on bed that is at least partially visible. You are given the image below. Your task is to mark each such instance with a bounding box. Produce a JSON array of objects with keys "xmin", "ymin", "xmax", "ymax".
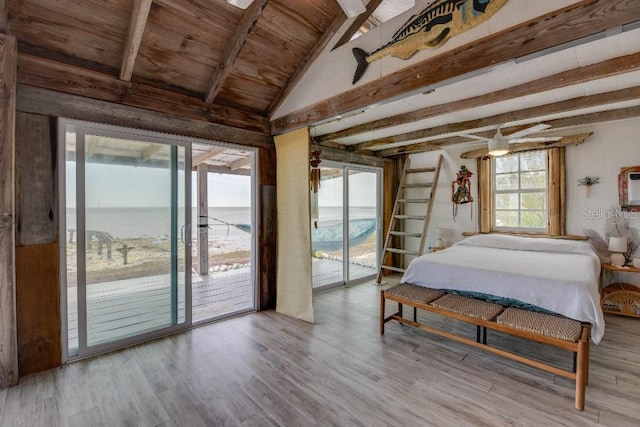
[{"xmin": 401, "ymin": 234, "xmax": 605, "ymax": 343}]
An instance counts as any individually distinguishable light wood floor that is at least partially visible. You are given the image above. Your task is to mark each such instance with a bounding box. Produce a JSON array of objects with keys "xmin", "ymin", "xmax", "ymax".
[{"xmin": 2, "ymin": 280, "xmax": 639, "ymax": 426}]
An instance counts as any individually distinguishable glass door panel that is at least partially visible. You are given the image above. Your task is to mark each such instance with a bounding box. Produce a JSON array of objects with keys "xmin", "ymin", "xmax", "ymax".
[
  {"xmin": 348, "ymin": 170, "xmax": 379, "ymax": 281},
  {"xmin": 190, "ymin": 145, "xmax": 256, "ymax": 323},
  {"xmin": 62, "ymin": 120, "xmax": 190, "ymax": 358},
  {"xmin": 83, "ymin": 135, "xmax": 186, "ymax": 347},
  {"xmin": 312, "ymin": 166, "xmax": 344, "ymax": 289}
]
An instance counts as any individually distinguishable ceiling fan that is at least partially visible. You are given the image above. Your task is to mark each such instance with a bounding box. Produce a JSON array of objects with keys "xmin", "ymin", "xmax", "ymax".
[
  {"xmin": 463, "ymin": 124, "xmax": 552, "ymax": 156},
  {"xmin": 227, "ymin": 0, "xmax": 366, "ymax": 18}
]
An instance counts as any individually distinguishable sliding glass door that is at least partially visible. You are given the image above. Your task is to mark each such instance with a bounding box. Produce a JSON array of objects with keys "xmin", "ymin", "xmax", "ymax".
[
  {"xmin": 348, "ymin": 169, "xmax": 379, "ymax": 282},
  {"xmin": 311, "ymin": 162, "xmax": 381, "ymax": 290},
  {"xmin": 61, "ymin": 120, "xmax": 191, "ymax": 359},
  {"xmin": 190, "ymin": 144, "xmax": 256, "ymax": 324}
]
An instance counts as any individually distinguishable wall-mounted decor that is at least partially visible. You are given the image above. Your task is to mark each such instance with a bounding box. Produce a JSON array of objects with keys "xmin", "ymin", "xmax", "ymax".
[
  {"xmin": 619, "ymin": 165, "xmax": 640, "ymax": 211},
  {"xmin": 351, "ymin": 0, "xmax": 509, "ymax": 84},
  {"xmin": 578, "ymin": 176, "xmax": 599, "ymax": 198},
  {"xmin": 452, "ymin": 165, "xmax": 473, "ymax": 221}
]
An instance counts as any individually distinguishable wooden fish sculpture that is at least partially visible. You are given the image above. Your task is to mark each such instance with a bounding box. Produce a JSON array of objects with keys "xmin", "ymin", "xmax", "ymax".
[{"xmin": 352, "ymin": 0, "xmax": 508, "ymax": 84}]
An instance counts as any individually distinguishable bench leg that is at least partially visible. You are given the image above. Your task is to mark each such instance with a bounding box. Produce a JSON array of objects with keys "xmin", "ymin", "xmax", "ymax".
[
  {"xmin": 575, "ymin": 329, "xmax": 589, "ymax": 411},
  {"xmin": 482, "ymin": 327, "xmax": 487, "ymax": 345},
  {"xmin": 585, "ymin": 327, "xmax": 590, "ymax": 386},
  {"xmin": 476, "ymin": 326, "xmax": 481, "ymax": 343},
  {"xmin": 380, "ymin": 291, "xmax": 385, "ymax": 335},
  {"xmin": 413, "ymin": 307, "xmax": 417, "ymax": 322},
  {"xmin": 398, "ymin": 302, "xmax": 403, "ymax": 319}
]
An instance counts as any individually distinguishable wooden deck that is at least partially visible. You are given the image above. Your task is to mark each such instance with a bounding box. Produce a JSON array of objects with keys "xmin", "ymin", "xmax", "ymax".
[
  {"xmin": 312, "ymin": 257, "xmax": 376, "ymax": 289},
  {"xmin": 67, "ymin": 258, "xmax": 375, "ymax": 350},
  {"xmin": 4, "ymin": 279, "xmax": 640, "ymax": 425},
  {"xmin": 67, "ymin": 268, "xmax": 255, "ymax": 351}
]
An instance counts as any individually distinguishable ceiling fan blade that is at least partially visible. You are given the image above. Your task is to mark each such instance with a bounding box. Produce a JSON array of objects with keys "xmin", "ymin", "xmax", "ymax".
[
  {"xmin": 462, "ymin": 134, "xmax": 493, "ymax": 142},
  {"xmin": 506, "ymin": 124, "xmax": 551, "ymax": 140}
]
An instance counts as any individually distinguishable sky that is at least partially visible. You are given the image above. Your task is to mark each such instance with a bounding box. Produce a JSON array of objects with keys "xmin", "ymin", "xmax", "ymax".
[
  {"xmin": 66, "ymin": 163, "xmax": 377, "ymax": 209},
  {"xmin": 66, "ymin": 162, "xmax": 251, "ymax": 208}
]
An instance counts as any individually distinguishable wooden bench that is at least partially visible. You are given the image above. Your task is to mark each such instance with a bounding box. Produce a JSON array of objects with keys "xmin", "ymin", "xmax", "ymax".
[{"xmin": 380, "ymin": 283, "xmax": 591, "ymax": 410}]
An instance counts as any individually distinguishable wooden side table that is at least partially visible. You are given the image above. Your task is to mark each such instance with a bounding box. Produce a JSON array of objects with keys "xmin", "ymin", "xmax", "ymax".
[{"xmin": 600, "ymin": 263, "xmax": 640, "ymax": 318}]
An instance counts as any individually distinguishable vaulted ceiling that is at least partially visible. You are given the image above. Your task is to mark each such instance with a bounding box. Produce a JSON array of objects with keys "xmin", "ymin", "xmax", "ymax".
[{"xmin": 5, "ymin": 0, "xmax": 640, "ymax": 159}]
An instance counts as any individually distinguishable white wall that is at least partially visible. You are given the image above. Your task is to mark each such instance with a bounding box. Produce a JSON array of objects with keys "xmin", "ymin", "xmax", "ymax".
[
  {"xmin": 406, "ymin": 146, "xmax": 478, "ymax": 252},
  {"xmin": 565, "ymin": 118, "xmax": 640, "ymax": 238}
]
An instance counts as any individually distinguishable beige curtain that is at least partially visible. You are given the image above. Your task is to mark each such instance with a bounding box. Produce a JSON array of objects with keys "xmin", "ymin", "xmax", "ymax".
[{"xmin": 274, "ymin": 128, "xmax": 314, "ymax": 323}]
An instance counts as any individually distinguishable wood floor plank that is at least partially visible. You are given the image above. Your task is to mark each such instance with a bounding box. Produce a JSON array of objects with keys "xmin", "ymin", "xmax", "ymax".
[{"xmin": 2, "ymin": 281, "xmax": 640, "ymax": 426}]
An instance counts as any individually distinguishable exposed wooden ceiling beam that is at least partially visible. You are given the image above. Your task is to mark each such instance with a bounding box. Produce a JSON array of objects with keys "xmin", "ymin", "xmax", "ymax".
[
  {"xmin": 267, "ymin": 11, "xmax": 349, "ymax": 117},
  {"xmin": 331, "ymin": 0, "xmax": 384, "ymax": 51},
  {"xmin": 272, "ymin": 0, "xmax": 640, "ymax": 135},
  {"xmin": 204, "ymin": 0, "xmax": 268, "ymax": 104},
  {"xmin": 355, "ymin": 85, "xmax": 640, "ymax": 151},
  {"xmin": 17, "ymin": 54, "xmax": 271, "ymax": 135},
  {"xmin": 375, "ymin": 105, "xmax": 640, "ymax": 157},
  {"xmin": 119, "ymin": 0, "xmax": 152, "ymax": 82},
  {"xmin": 316, "ymin": 52, "xmax": 640, "ymax": 143},
  {"xmin": 460, "ymin": 133, "xmax": 593, "ymax": 159},
  {"xmin": 18, "ymin": 85, "xmax": 274, "ymax": 148},
  {"xmin": 229, "ymin": 156, "xmax": 252, "ymax": 170},
  {"xmin": 193, "ymin": 146, "xmax": 227, "ymax": 167}
]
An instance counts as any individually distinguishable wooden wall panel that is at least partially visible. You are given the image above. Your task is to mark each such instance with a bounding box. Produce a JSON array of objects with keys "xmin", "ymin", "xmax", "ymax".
[
  {"xmin": 13, "ymin": 111, "xmax": 60, "ymax": 377},
  {"xmin": 258, "ymin": 146, "xmax": 276, "ymax": 310},
  {"xmin": 16, "ymin": 243, "xmax": 61, "ymax": 376},
  {"xmin": 0, "ymin": 33, "xmax": 18, "ymax": 389},
  {"xmin": 15, "ymin": 112, "xmax": 57, "ymax": 246}
]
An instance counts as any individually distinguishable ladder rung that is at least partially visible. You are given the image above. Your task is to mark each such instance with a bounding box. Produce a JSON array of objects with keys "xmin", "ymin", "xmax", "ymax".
[
  {"xmin": 402, "ymin": 183, "xmax": 433, "ymax": 188},
  {"xmin": 380, "ymin": 265, "xmax": 406, "ymax": 273},
  {"xmin": 386, "ymin": 248, "xmax": 418, "ymax": 255},
  {"xmin": 394, "ymin": 215, "xmax": 426, "ymax": 220},
  {"xmin": 389, "ymin": 231, "xmax": 422, "ymax": 237},
  {"xmin": 406, "ymin": 168, "xmax": 435, "ymax": 173},
  {"xmin": 398, "ymin": 198, "xmax": 430, "ymax": 203}
]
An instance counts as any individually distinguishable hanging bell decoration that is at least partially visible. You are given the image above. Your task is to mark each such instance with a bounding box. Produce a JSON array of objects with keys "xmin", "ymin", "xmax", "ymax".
[{"xmin": 310, "ymin": 148, "xmax": 322, "ymax": 193}]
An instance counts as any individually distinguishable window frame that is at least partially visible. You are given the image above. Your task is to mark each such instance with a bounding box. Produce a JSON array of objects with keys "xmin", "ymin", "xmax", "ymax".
[
  {"xmin": 477, "ymin": 147, "xmax": 565, "ymax": 236},
  {"xmin": 493, "ymin": 151, "xmax": 549, "ymax": 233}
]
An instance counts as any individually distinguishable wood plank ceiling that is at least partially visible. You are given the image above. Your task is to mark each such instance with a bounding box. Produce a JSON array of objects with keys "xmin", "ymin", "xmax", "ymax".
[{"xmin": 7, "ymin": 0, "xmax": 344, "ymax": 138}]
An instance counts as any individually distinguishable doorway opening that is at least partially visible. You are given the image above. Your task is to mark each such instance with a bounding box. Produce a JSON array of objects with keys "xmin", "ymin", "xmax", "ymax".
[{"xmin": 311, "ymin": 163, "xmax": 382, "ymax": 290}]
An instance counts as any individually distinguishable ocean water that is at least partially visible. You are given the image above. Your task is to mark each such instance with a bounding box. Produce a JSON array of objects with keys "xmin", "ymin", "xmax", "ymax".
[{"xmin": 65, "ymin": 206, "xmax": 376, "ymax": 246}]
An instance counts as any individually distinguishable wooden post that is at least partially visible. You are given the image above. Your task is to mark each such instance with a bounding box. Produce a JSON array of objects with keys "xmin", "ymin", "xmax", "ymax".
[
  {"xmin": 197, "ymin": 164, "xmax": 208, "ymax": 275},
  {"xmin": 14, "ymin": 113, "xmax": 61, "ymax": 376},
  {"xmin": 0, "ymin": 33, "xmax": 18, "ymax": 388},
  {"xmin": 116, "ymin": 244, "xmax": 135, "ymax": 265}
]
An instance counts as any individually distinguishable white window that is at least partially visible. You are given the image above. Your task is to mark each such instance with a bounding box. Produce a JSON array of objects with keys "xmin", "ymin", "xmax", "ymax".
[{"xmin": 493, "ymin": 151, "xmax": 548, "ymax": 232}]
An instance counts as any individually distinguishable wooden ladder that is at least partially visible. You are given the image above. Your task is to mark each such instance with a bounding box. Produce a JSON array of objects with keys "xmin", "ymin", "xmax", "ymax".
[{"xmin": 376, "ymin": 155, "xmax": 444, "ymax": 284}]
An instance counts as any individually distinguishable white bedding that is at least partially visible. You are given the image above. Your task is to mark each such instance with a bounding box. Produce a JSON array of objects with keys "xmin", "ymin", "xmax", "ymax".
[{"xmin": 401, "ymin": 234, "xmax": 605, "ymax": 343}]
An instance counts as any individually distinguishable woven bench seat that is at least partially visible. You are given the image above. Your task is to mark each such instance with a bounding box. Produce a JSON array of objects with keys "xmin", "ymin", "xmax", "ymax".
[
  {"xmin": 380, "ymin": 283, "xmax": 591, "ymax": 411},
  {"xmin": 431, "ymin": 294, "xmax": 504, "ymax": 321},
  {"xmin": 384, "ymin": 283, "xmax": 444, "ymax": 304},
  {"xmin": 497, "ymin": 307, "xmax": 583, "ymax": 343}
]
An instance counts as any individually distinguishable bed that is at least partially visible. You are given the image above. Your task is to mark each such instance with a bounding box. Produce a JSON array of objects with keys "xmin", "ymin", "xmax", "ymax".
[{"xmin": 400, "ymin": 234, "xmax": 605, "ymax": 343}]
